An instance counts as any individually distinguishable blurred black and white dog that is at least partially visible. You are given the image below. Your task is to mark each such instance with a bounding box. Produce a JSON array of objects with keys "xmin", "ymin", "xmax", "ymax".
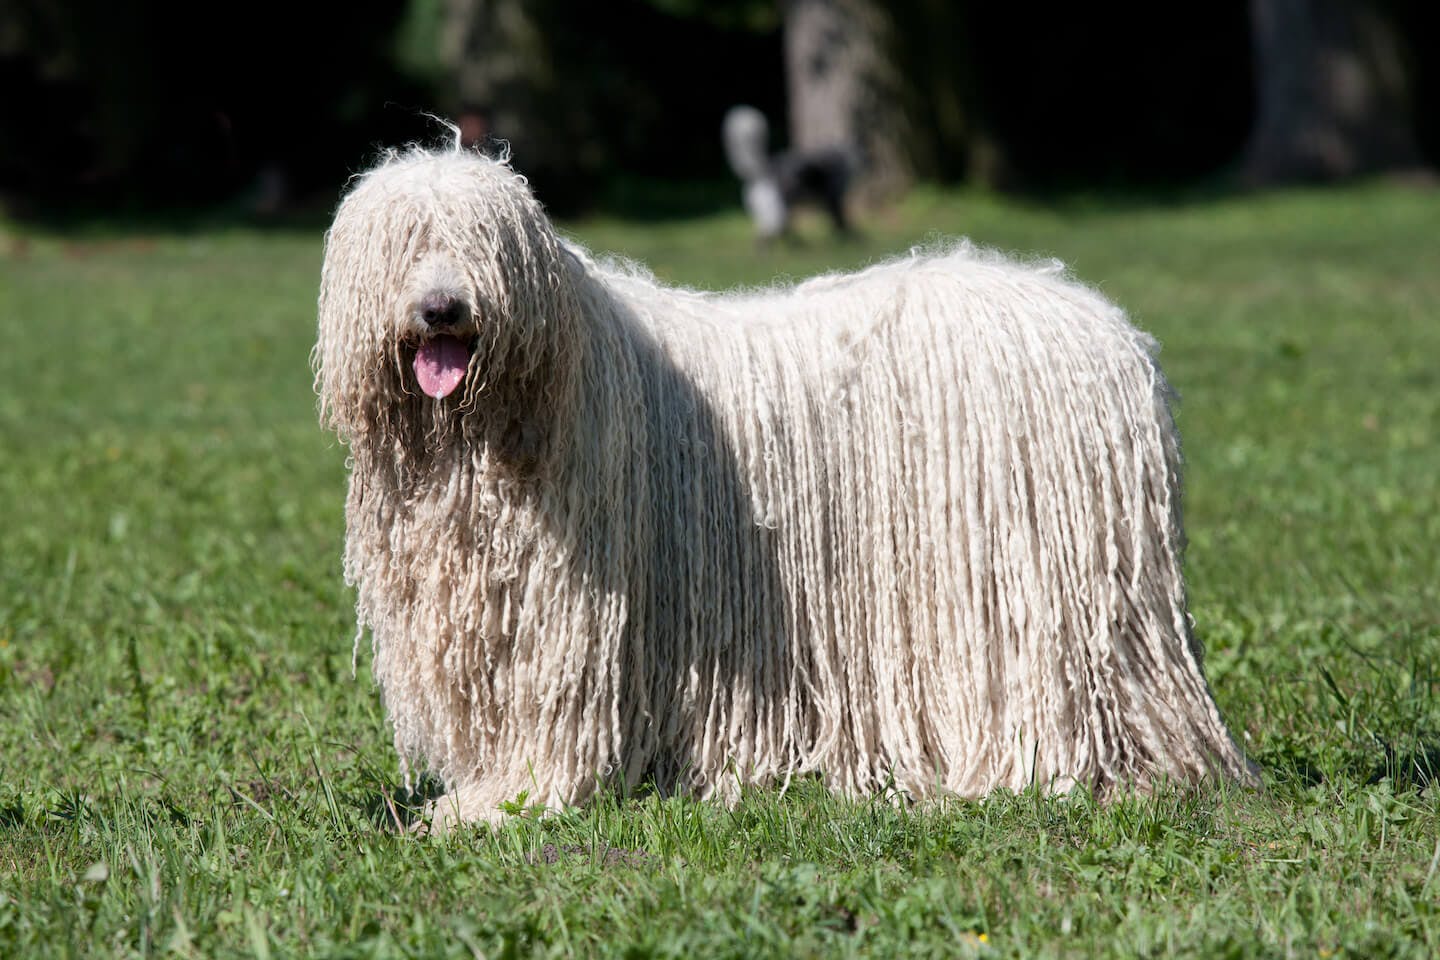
[{"xmin": 722, "ymin": 105, "xmax": 853, "ymax": 242}]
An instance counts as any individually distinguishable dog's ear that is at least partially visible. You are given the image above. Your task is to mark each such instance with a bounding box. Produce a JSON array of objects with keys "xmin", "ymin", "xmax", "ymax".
[{"xmin": 316, "ymin": 197, "xmax": 421, "ymax": 444}]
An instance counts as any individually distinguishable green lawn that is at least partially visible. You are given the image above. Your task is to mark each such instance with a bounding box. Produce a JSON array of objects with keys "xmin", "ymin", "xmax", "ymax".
[{"xmin": 2, "ymin": 183, "xmax": 1438, "ymax": 958}]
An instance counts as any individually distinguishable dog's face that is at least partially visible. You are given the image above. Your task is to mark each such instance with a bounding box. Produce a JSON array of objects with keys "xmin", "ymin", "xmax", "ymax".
[
  {"xmin": 315, "ymin": 150, "xmax": 577, "ymax": 473},
  {"xmin": 403, "ymin": 251, "xmax": 480, "ymax": 401}
]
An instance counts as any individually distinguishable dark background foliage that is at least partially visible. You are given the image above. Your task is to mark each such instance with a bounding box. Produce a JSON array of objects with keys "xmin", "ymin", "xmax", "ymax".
[{"xmin": 1, "ymin": 0, "xmax": 1435, "ymax": 217}]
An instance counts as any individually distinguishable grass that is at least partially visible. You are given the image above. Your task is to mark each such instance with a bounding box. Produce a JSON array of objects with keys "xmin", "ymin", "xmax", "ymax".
[{"xmin": 2, "ymin": 181, "xmax": 1438, "ymax": 958}]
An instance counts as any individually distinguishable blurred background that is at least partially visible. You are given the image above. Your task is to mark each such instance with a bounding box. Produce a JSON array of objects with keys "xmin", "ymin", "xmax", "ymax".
[{"xmin": 2, "ymin": 0, "xmax": 1436, "ymax": 222}]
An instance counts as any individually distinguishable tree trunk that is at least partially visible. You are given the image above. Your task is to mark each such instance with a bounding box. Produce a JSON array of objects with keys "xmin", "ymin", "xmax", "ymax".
[
  {"xmin": 440, "ymin": 0, "xmax": 549, "ymax": 152},
  {"xmin": 782, "ymin": 0, "xmax": 912, "ymax": 203},
  {"xmin": 437, "ymin": 0, "xmax": 605, "ymax": 212},
  {"xmin": 1241, "ymin": 0, "xmax": 1429, "ymax": 185},
  {"xmin": 882, "ymin": 0, "xmax": 1012, "ymax": 189}
]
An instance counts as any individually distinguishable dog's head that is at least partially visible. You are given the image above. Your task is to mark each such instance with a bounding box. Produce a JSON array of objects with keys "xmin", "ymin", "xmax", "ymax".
[{"xmin": 315, "ymin": 148, "xmax": 577, "ymax": 474}]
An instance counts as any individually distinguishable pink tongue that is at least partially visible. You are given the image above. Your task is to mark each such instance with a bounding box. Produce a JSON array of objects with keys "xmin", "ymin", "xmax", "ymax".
[{"xmin": 414, "ymin": 335, "xmax": 470, "ymax": 399}]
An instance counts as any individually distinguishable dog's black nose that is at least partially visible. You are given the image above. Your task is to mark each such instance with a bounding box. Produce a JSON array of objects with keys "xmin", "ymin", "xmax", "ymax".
[{"xmin": 419, "ymin": 293, "xmax": 468, "ymax": 329}]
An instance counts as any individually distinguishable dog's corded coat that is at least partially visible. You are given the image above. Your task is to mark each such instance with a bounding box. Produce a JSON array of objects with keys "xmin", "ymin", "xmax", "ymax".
[{"xmin": 315, "ymin": 148, "xmax": 1253, "ymax": 824}]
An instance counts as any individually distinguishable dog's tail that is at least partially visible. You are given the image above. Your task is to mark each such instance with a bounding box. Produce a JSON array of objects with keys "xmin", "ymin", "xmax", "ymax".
[{"xmin": 722, "ymin": 105, "xmax": 772, "ymax": 183}]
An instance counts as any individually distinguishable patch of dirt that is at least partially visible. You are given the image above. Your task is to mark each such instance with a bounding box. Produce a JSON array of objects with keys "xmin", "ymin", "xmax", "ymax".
[
  {"xmin": 528, "ymin": 843, "xmax": 651, "ymax": 868},
  {"xmin": 9, "ymin": 660, "xmax": 56, "ymax": 694}
]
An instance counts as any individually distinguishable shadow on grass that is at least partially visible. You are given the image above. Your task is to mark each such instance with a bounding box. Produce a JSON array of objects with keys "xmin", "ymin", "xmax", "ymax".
[
  {"xmin": 594, "ymin": 175, "xmax": 743, "ymax": 222},
  {"xmin": 12, "ymin": 166, "xmax": 1438, "ymax": 241},
  {"xmin": 1261, "ymin": 735, "xmax": 1440, "ymax": 792},
  {"xmin": 355, "ymin": 773, "xmax": 446, "ymax": 833},
  {"xmin": 1369, "ymin": 737, "xmax": 1440, "ymax": 790},
  {"xmin": 6, "ymin": 175, "xmax": 745, "ymax": 238},
  {"xmin": 1011, "ymin": 166, "xmax": 1439, "ymax": 218}
]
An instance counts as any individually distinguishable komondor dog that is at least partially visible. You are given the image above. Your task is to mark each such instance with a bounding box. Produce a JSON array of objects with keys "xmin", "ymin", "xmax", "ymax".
[{"xmin": 315, "ymin": 146, "xmax": 1254, "ymax": 827}]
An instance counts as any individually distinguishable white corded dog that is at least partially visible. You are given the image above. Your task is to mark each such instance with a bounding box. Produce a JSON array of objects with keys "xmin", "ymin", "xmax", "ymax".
[{"xmin": 315, "ymin": 144, "xmax": 1254, "ymax": 827}]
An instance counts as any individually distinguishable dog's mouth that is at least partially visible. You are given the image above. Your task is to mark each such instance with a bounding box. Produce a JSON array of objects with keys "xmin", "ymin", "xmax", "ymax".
[{"xmin": 413, "ymin": 334, "xmax": 474, "ymax": 399}]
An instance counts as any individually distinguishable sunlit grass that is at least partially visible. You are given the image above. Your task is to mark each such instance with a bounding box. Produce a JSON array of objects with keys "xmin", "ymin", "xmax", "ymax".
[{"xmin": 2, "ymin": 182, "xmax": 1437, "ymax": 957}]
